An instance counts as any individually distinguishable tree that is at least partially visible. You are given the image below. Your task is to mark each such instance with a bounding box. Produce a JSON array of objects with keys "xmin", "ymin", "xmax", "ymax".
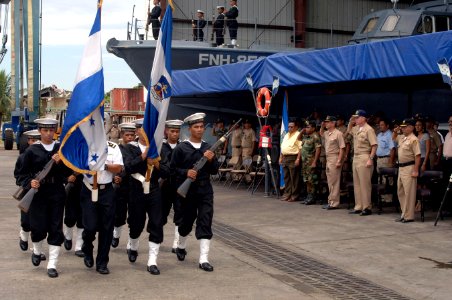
[{"xmin": 0, "ymin": 70, "xmax": 11, "ymax": 122}]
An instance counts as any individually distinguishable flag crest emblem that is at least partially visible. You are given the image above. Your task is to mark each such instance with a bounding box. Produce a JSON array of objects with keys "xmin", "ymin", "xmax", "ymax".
[{"xmin": 151, "ymin": 75, "xmax": 171, "ymax": 101}]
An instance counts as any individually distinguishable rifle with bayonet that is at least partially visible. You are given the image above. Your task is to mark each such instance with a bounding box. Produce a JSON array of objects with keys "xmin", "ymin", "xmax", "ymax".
[
  {"xmin": 177, "ymin": 119, "xmax": 242, "ymax": 198},
  {"xmin": 15, "ymin": 159, "xmax": 56, "ymax": 213}
]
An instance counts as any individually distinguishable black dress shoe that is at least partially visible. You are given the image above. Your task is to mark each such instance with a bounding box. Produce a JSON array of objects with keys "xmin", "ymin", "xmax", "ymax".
[
  {"xmin": 395, "ymin": 217, "xmax": 404, "ymax": 222},
  {"xmin": 40, "ymin": 253, "xmax": 46, "ymax": 261},
  {"xmin": 305, "ymin": 199, "xmax": 316, "ymax": 205},
  {"xmin": 75, "ymin": 250, "xmax": 85, "ymax": 257},
  {"xmin": 64, "ymin": 239, "xmax": 72, "ymax": 251},
  {"xmin": 326, "ymin": 206, "xmax": 339, "ymax": 210},
  {"xmin": 360, "ymin": 209, "xmax": 372, "ymax": 216},
  {"xmin": 176, "ymin": 248, "xmax": 187, "ymax": 261},
  {"xmin": 47, "ymin": 268, "xmax": 58, "ymax": 278},
  {"xmin": 171, "ymin": 248, "xmax": 176, "ymax": 253},
  {"xmin": 84, "ymin": 255, "xmax": 94, "ymax": 268},
  {"xmin": 322, "ymin": 204, "xmax": 329, "ymax": 209},
  {"xmin": 32, "ymin": 253, "xmax": 41, "ymax": 266},
  {"xmin": 402, "ymin": 219, "xmax": 414, "ymax": 223},
  {"xmin": 96, "ymin": 266, "xmax": 110, "ymax": 275},
  {"xmin": 127, "ymin": 249, "xmax": 138, "ymax": 262},
  {"xmin": 199, "ymin": 262, "xmax": 214, "ymax": 272},
  {"xmin": 348, "ymin": 210, "xmax": 362, "ymax": 214},
  {"xmin": 19, "ymin": 239, "xmax": 28, "ymax": 251},
  {"xmin": 147, "ymin": 265, "xmax": 160, "ymax": 275},
  {"xmin": 111, "ymin": 238, "xmax": 119, "ymax": 248}
]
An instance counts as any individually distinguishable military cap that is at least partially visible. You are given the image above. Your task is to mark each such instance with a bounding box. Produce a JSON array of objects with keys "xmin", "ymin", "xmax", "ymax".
[
  {"xmin": 324, "ymin": 115, "xmax": 337, "ymax": 122},
  {"xmin": 133, "ymin": 118, "xmax": 144, "ymax": 128},
  {"xmin": 197, "ymin": 9, "xmax": 205, "ymax": 14},
  {"xmin": 34, "ymin": 118, "xmax": 58, "ymax": 128},
  {"xmin": 352, "ymin": 109, "xmax": 368, "ymax": 118},
  {"xmin": 119, "ymin": 122, "xmax": 136, "ymax": 132},
  {"xmin": 165, "ymin": 119, "xmax": 184, "ymax": 129},
  {"xmin": 305, "ymin": 120, "xmax": 316, "ymax": 127},
  {"xmin": 400, "ymin": 118, "xmax": 416, "ymax": 127},
  {"xmin": 184, "ymin": 113, "xmax": 206, "ymax": 125},
  {"xmin": 23, "ymin": 129, "xmax": 41, "ymax": 139},
  {"xmin": 216, "ymin": 5, "xmax": 225, "ymax": 9}
]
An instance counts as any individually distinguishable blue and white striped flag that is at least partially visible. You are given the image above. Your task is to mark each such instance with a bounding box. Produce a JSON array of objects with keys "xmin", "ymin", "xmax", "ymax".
[
  {"xmin": 59, "ymin": 0, "xmax": 107, "ymax": 175},
  {"xmin": 143, "ymin": 2, "xmax": 173, "ymax": 159},
  {"xmin": 437, "ymin": 57, "xmax": 452, "ymax": 87},
  {"xmin": 279, "ymin": 92, "xmax": 289, "ymax": 188}
]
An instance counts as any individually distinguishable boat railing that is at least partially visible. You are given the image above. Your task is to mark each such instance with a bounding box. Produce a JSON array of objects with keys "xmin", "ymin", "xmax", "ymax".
[{"xmin": 127, "ymin": 17, "xmax": 361, "ymax": 49}]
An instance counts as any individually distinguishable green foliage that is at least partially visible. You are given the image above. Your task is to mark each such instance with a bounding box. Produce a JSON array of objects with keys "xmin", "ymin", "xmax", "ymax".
[{"xmin": 0, "ymin": 70, "xmax": 11, "ymax": 121}]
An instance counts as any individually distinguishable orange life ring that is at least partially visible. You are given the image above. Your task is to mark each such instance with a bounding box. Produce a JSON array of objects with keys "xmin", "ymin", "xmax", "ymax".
[{"xmin": 256, "ymin": 87, "xmax": 272, "ymax": 117}]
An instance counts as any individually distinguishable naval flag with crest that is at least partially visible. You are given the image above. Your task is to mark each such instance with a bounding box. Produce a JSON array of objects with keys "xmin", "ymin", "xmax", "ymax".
[
  {"xmin": 437, "ymin": 57, "xmax": 452, "ymax": 87},
  {"xmin": 279, "ymin": 92, "xmax": 289, "ymax": 189},
  {"xmin": 59, "ymin": 0, "xmax": 107, "ymax": 175},
  {"xmin": 142, "ymin": 1, "xmax": 174, "ymax": 159}
]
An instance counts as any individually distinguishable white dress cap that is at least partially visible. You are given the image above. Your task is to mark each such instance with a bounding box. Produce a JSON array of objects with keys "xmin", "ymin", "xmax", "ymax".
[
  {"xmin": 165, "ymin": 119, "xmax": 184, "ymax": 129},
  {"xmin": 133, "ymin": 118, "xmax": 144, "ymax": 128},
  {"xmin": 34, "ymin": 118, "xmax": 58, "ymax": 128},
  {"xmin": 184, "ymin": 113, "xmax": 206, "ymax": 125}
]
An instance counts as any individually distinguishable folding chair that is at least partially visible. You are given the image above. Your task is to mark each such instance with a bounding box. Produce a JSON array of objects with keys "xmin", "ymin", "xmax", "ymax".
[
  {"xmin": 417, "ymin": 170, "xmax": 443, "ymax": 222},
  {"xmin": 248, "ymin": 156, "xmax": 266, "ymax": 193},
  {"xmin": 219, "ymin": 156, "xmax": 240, "ymax": 186},
  {"xmin": 229, "ymin": 157, "xmax": 253, "ymax": 189},
  {"xmin": 212, "ymin": 155, "xmax": 227, "ymax": 182}
]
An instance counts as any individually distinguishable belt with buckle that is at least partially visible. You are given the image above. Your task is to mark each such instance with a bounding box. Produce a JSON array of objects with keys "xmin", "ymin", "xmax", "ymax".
[
  {"xmin": 397, "ymin": 161, "xmax": 415, "ymax": 168},
  {"xmin": 377, "ymin": 155, "xmax": 390, "ymax": 159}
]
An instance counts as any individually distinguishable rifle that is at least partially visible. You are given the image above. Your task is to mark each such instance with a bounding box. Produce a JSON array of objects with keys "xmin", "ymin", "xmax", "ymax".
[
  {"xmin": 16, "ymin": 160, "xmax": 56, "ymax": 213},
  {"xmin": 211, "ymin": 13, "xmax": 215, "ymax": 42},
  {"xmin": 177, "ymin": 119, "xmax": 242, "ymax": 198}
]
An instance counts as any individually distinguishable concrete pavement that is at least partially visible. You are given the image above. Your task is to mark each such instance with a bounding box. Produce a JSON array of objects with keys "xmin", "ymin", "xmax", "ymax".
[{"xmin": 1, "ymin": 148, "xmax": 452, "ymax": 299}]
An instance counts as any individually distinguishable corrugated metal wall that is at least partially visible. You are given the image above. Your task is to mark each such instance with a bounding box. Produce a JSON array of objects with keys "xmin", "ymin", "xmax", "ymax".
[
  {"xmin": 160, "ymin": 0, "xmax": 419, "ymax": 49},
  {"xmin": 171, "ymin": 0, "xmax": 294, "ymax": 49}
]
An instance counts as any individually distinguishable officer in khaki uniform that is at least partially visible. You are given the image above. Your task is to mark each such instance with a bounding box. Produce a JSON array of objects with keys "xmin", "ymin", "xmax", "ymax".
[
  {"xmin": 346, "ymin": 110, "xmax": 377, "ymax": 216},
  {"xmin": 392, "ymin": 119, "xmax": 421, "ymax": 223},
  {"xmin": 230, "ymin": 120, "xmax": 243, "ymax": 168},
  {"xmin": 322, "ymin": 116, "xmax": 345, "ymax": 209},
  {"xmin": 241, "ymin": 119, "xmax": 256, "ymax": 160}
]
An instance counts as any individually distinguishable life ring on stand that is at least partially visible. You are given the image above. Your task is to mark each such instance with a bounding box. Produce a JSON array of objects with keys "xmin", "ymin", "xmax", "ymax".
[{"xmin": 256, "ymin": 87, "xmax": 272, "ymax": 117}]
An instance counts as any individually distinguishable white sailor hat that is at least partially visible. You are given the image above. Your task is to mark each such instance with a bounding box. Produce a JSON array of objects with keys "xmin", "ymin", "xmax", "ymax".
[
  {"xmin": 216, "ymin": 5, "xmax": 225, "ymax": 9},
  {"xmin": 23, "ymin": 129, "xmax": 41, "ymax": 139},
  {"xmin": 133, "ymin": 118, "xmax": 144, "ymax": 128},
  {"xmin": 184, "ymin": 113, "xmax": 206, "ymax": 125},
  {"xmin": 34, "ymin": 118, "xmax": 58, "ymax": 128},
  {"xmin": 118, "ymin": 122, "xmax": 136, "ymax": 132},
  {"xmin": 165, "ymin": 119, "xmax": 184, "ymax": 129},
  {"xmin": 197, "ymin": 9, "xmax": 205, "ymax": 14}
]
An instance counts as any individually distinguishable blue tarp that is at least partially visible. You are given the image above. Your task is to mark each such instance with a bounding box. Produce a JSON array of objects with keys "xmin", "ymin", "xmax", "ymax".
[{"xmin": 172, "ymin": 30, "xmax": 452, "ymax": 97}]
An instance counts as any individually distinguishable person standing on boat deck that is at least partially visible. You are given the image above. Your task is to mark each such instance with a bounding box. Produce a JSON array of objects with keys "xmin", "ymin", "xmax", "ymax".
[
  {"xmin": 147, "ymin": 0, "xmax": 162, "ymax": 40},
  {"xmin": 225, "ymin": 0, "xmax": 239, "ymax": 46},
  {"xmin": 192, "ymin": 10, "xmax": 207, "ymax": 42},
  {"xmin": 213, "ymin": 6, "xmax": 226, "ymax": 46}
]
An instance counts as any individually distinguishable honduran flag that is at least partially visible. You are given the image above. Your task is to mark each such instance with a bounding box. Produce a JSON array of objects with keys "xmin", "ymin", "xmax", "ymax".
[
  {"xmin": 59, "ymin": 0, "xmax": 107, "ymax": 175},
  {"xmin": 279, "ymin": 92, "xmax": 289, "ymax": 189},
  {"xmin": 142, "ymin": 1, "xmax": 174, "ymax": 159}
]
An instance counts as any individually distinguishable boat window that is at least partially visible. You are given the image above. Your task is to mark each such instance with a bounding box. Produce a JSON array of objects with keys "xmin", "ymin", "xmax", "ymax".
[
  {"xmin": 381, "ymin": 15, "xmax": 400, "ymax": 32},
  {"xmin": 361, "ymin": 17, "xmax": 379, "ymax": 34},
  {"xmin": 419, "ymin": 16, "xmax": 433, "ymax": 33},
  {"xmin": 435, "ymin": 16, "xmax": 449, "ymax": 32}
]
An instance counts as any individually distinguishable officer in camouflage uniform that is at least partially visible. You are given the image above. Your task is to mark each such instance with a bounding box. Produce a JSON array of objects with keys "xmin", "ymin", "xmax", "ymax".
[
  {"xmin": 300, "ymin": 120, "xmax": 322, "ymax": 205},
  {"xmin": 211, "ymin": 119, "xmax": 227, "ymax": 158}
]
